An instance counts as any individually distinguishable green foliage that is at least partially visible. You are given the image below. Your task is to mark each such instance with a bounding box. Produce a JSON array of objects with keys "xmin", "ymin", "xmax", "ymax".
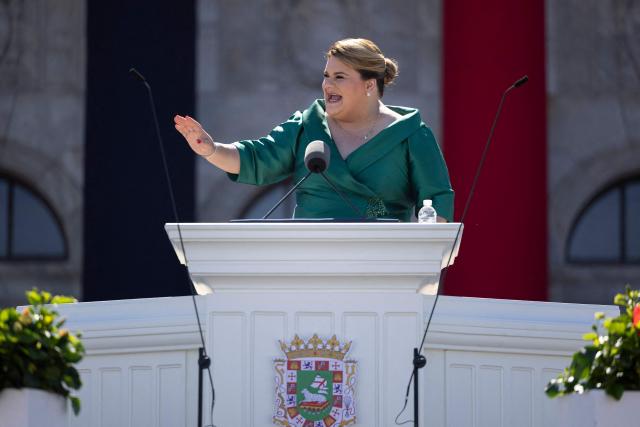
[
  {"xmin": 546, "ymin": 286, "xmax": 640, "ymax": 401},
  {"xmin": 0, "ymin": 289, "xmax": 85, "ymax": 415}
]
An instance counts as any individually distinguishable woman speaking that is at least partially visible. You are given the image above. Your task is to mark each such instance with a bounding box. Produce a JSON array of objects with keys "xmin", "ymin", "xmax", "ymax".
[{"xmin": 174, "ymin": 38, "xmax": 453, "ymax": 222}]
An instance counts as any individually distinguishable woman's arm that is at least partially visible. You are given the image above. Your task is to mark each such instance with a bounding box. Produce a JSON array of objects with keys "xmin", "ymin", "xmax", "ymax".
[{"xmin": 174, "ymin": 114, "xmax": 240, "ymax": 174}]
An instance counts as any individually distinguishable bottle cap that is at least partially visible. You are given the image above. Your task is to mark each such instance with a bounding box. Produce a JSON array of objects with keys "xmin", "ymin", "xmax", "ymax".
[{"xmin": 423, "ymin": 199, "xmax": 432, "ymax": 207}]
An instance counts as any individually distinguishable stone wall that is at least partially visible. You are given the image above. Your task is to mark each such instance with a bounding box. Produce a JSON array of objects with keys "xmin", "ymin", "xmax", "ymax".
[
  {"xmin": 2, "ymin": 0, "xmax": 638, "ymax": 307},
  {"xmin": 0, "ymin": 0, "xmax": 85, "ymax": 307},
  {"xmin": 547, "ymin": 0, "xmax": 640, "ymax": 303}
]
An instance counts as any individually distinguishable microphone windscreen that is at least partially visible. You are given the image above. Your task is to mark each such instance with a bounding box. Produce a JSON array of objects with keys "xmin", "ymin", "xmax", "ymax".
[
  {"xmin": 514, "ymin": 75, "xmax": 529, "ymax": 88},
  {"xmin": 129, "ymin": 67, "xmax": 146, "ymax": 82},
  {"xmin": 304, "ymin": 140, "xmax": 330, "ymax": 173}
]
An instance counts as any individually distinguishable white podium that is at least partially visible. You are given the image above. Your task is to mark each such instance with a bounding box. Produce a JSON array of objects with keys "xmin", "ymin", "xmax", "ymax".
[
  {"xmin": 165, "ymin": 222, "xmax": 462, "ymax": 295},
  {"xmin": 53, "ymin": 222, "xmax": 615, "ymax": 427},
  {"xmin": 164, "ymin": 222, "xmax": 462, "ymax": 427}
]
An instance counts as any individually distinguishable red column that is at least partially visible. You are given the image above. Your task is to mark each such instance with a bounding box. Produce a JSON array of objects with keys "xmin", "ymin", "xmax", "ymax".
[{"xmin": 442, "ymin": 1, "xmax": 547, "ymax": 300}]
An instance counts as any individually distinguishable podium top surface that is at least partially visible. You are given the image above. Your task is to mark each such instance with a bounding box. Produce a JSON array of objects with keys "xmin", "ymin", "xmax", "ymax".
[
  {"xmin": 164, "ymin": 222, "xmax": 463, "ymax": 294},
  {"xmin": 165, "ymin": 221, "xmax": 463, "ymax": 239}
]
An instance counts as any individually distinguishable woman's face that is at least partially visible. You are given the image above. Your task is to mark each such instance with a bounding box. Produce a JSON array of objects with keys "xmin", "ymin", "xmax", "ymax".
[{"xmin": 322, "ymin": 56, "xmax": 374, "ymax": 120}]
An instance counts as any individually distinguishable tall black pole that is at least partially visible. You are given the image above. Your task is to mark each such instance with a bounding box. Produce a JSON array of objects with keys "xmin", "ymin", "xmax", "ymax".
[
  {"xmin": 198, "ymin": 347, "xmax": 210, "ymax": 427},
  {"xmin": 413, "ymin": 347, "xmax": 426, "ymax": 427}
]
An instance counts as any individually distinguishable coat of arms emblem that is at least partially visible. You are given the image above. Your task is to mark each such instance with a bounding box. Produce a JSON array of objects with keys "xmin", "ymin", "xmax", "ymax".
[{"xmin": 273, "ymin": 334, "xmax": 357, "ymax": 427}]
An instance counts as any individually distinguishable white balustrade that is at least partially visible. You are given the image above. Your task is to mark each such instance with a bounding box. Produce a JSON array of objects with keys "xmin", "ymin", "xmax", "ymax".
[{"xmin": 51, "ymin": 223, "xmax": 615, "ymax": 426}]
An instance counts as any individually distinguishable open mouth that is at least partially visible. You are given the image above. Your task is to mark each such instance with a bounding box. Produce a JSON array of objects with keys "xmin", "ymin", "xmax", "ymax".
[{"xmin": 326, "ymin": 94, "xmax": 342, "ymax": 103}]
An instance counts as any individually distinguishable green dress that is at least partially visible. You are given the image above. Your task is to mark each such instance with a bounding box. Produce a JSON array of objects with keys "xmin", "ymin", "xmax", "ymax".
[{"xmin": 228, "ymin": 100, "xmax": 454, "ymax": 222}]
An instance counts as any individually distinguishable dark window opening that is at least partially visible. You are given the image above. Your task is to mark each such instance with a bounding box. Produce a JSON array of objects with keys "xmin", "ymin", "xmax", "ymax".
[
  {"xmin": 0, "ymin": 174, "xmax": 67, "ymax": 261},
  {"xmin": 567, "ymin": 177, "xmax": 640, "ymax": 264}
]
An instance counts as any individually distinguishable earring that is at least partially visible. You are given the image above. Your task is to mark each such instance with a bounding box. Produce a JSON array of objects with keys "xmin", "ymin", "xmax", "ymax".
[{"xmin": 367, "ymin": 92, "xmax": 371, "ymax": 97}]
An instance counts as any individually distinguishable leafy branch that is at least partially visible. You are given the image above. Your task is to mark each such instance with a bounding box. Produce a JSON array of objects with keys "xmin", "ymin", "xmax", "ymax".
[
  {"xmin": 0, "ymin": 289, "xmax": 85, "ymax": 414},
  {"xmin": 546, "ymin": 286, "xmax": 640, "ymax": 400}
]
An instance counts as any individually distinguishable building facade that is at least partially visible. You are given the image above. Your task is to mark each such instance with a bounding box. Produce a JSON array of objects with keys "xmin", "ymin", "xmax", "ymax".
[{"xmin": 0, "ymin": 0, "xmax": 638, "ymax": 307}]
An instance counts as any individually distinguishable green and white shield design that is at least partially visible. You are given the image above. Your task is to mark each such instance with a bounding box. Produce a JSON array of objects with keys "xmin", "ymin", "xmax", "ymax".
[
  {"xmin": 274, "ymin": 335, "xmax": 357, "ymax": 427},
  {"xmin": 296, "ymin": 370, "xmax": 333, "ymax": 421}
]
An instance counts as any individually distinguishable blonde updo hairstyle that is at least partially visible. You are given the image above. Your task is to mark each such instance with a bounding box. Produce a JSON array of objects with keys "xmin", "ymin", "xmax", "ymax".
[{"xmin": 326, "ymin": 38, "xmax": 399, "ymax": 97}]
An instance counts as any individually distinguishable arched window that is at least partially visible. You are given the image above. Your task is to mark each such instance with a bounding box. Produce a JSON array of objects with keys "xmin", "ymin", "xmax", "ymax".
[
  {"xmin": 0, "ymin": 174, "xmax": 67, "ymax": 260},
  {"xmin": 567, "ymin": 177, "xmax": 640, "ymax": 264}
]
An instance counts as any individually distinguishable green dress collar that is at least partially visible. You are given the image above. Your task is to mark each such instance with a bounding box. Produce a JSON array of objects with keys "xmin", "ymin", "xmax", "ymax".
[
  {"xmin": 302, "ymin": 99, "xmax": 424, "ymax": 175},
  {"xmin": 299, "ymin": 99, "xmax": 425, "ymax": 219}
]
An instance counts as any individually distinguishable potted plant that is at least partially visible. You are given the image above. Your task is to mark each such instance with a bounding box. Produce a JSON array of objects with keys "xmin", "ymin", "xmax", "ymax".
[
  {"xmin": 0, "ymin": 289, "xmax": 85, "ymax": 426},
  {"xmin": 546, "ymin": 286, "xmax": 640, "ymax": 425}
]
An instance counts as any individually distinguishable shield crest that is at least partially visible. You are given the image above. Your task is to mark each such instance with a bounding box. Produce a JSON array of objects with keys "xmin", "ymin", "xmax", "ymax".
[{"xmin": 274, "ymin": 334, "xmax": 357, "ymax": 427}]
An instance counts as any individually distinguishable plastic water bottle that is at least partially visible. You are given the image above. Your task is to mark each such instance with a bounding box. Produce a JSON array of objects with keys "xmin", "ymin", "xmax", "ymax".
[{"xmin": 418, "ymin": 199, "xmax": 437, "ymax": 223}]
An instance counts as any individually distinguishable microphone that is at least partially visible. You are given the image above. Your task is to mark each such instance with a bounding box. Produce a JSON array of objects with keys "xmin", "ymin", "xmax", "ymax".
[
  {"xmin": 262, "ymin": 140, "xmax": 334, "ymax": 219},
  {"xmin": 129, "ymin": 67, "xmax": 216, "ymax": 427},
  {"xmin": 309, "ymin": 141, "xmax": 364, "ymax": 218},
  {"xmin": 128, "ymin": 67, "xmax": 146, "ymax": 83},
  {"xmin": 304, "ymin": 140, "xmax": 330, "ymax": 173},
  {"xmin": 395, "ymin": 75, "xmax": 529, "ymax": 427},
  {"xmin": 262, "ymin": 140, "xmax": 365, "ymax": 220},
  {"xmin": 513, "ymin": 75, "xmax": 529, "ymax": 88}
]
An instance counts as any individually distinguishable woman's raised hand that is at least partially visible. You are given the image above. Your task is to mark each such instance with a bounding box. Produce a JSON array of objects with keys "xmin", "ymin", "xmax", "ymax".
[
  {"xmin": 174, "ymin": 114, "xmax": 241, "ymax": 174},
  {"xmin": 174, "ymin": 115, "xmax": 216, "ymax": 157}
]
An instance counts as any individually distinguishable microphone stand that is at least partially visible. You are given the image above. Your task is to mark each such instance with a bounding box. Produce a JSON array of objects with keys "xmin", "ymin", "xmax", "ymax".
[
  {"xmin": 262, "ymin": 171, "xmax": 312, "ymax": 219},
  {"xmin": 398, "ymin": 75, "xmax": 529, "ymax": 427},
  {"xmin": 319, "ymin": 172, "xmax": 364, "ymax": 218},
  {"xmin": 129, "ymin": 67, "xmax": 214, "ymax": 427},
  {"xmin": 262, "ymin": 140, "xmax": 364, "ymax": 220},
  {"xmin": 262, "ymin": 170, "xmax": 364, "ymax": 220},
  {"xmin": 412, "ymin": 348, "xmax": 427, "ymax": 427}
]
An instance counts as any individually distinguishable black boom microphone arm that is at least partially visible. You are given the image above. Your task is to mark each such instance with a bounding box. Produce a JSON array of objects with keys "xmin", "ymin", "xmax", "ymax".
[
  {"xmin": 262, "ymin": 139, "xmax": 328, "ymax": 219},
  {"xmin": 262, "ymin": 171, "xmax": 312, "ymax": 219},
  {"xmin": 395, "ymin": 75, "xmax": 529, "ymax": 427},
  {"xmin": 262, "ymin": 140, "xmax": 363, "ymax": 219},
  {"xmin": 129, "ymin": 67, "xmax": 215, "ymax": 427}
]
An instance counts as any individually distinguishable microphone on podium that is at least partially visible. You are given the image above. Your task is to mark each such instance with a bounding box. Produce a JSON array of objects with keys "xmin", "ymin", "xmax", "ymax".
[
  {"xmin": 262, "ymin": 140, "xmax": 364, "ymax": 220},
  {"xmin": 304, "ymin": 140, "xmax": 330, "ymax": 173},
  {"xmin": 260, "ymin": 140, "xmax": 329, "ymax": 219}
]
